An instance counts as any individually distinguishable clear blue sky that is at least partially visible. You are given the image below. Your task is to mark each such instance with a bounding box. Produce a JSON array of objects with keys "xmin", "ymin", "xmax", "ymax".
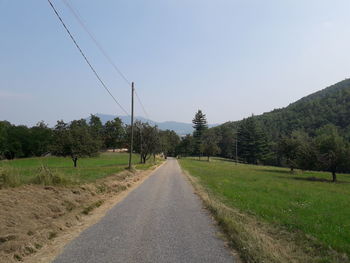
[{"xmin": 1, "ymin": 0, "xmax": 350, "ymax": 126}]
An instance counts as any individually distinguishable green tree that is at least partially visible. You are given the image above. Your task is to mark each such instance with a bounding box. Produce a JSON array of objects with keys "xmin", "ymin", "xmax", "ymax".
[
  {"xmin": 5, "ymin": 125, "xmax": 31, "ymax": 159},
  {"xmin": 159, "ymin": 130, "xmax": 180, "ymax": 157},
  {"xmin": 200, "ymin": 129, "xmax": 221, "ymax": 161},
  {"xmin": 278, "ymin": 133, "xmax": 300, "ymax": 172},
  {"xmin": 238, "ymin": 117, "xmax": 269, "ymax": 164},
  {"xmin": 192, "ymin": 110, "xmax": 208, "ymax": 158},
  {"xmin": 51, "ymin": 120, "xmax": 70, "ymax": 156},
  {"xmin": 131, "ymin": 121, "xmax": 160, "ymax": 163},
  {"xmin": 216, "ymin": 125, "xmax": 235, "ymax": 159},
  {"xmin": 0, "ymin": 121, "xmax": 10, "ymax": 159},
  {"xmin": 103, "ymin": 117, "xmax": 125, "ymax": 151},
  {"xmin": 51, "ymin": 120, "xmax": 100, "ymax": 167},
  {"xmin": 315, "ymin": 125, "xmax": 349, "ymax": 182},
  {"xmin": 294, "ymin": 131, "xmax": 318, "ymax": 171},
  {"xmin": 89, "ymin": 114, "xmax": 103, "ymax": 146},
  {"xmin": 0, "ymin": 121, "xmax": 52, "ymax": 159},
  {"xmin": 176, "ymin": 134, "xmax": 195, "ymax": 157},
  {"xmin": 29, "ymin": 121, "xmax": 53, "ymax": 156}
]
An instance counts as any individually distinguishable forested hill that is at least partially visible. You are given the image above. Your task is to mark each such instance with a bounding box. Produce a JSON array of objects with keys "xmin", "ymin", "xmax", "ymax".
[{"xmin": 225, "ymin": 78, "xmax": 350, "ymax": 139}]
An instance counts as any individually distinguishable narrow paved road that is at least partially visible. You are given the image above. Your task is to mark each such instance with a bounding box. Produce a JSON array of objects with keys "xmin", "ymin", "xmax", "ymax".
[{"xmin": 53, "ymin": 158, "xmax": 234, "ymax": 263}]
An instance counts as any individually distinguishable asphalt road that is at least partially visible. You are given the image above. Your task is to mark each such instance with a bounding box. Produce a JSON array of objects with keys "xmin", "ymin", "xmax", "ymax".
[{"xmin": 53, "ymin": 158, "xmax": 235, "ymax": 263}]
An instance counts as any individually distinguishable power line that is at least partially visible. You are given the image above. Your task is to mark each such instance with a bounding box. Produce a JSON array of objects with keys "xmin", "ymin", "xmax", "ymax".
[
  {"xmin": 61, "ymin": 0, "xmax": 131, "ymax": 86},
  {"xmin": 61, "ymin": 0, "xmax": 150, "ymax": 119},
  {"xmin": 47, "ymin": 0, "xmax": 130, "ymax": 116},
  {"xmin": 135, "ymin": 90, "xmax": 150, "ymax": 119}
]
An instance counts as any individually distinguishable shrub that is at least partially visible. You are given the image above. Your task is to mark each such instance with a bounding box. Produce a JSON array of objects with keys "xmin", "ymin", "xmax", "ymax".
[
  {"xmin": 31, "ymin": 165, "xmax": 71, "ymax": 186},
  {"xmin": 0, "ymin": 167, "xmax": 22, "ymax": 188}
]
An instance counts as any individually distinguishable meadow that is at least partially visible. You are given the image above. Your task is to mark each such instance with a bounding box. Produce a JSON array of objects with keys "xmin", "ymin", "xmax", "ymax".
[
  {"xmin": 179, "ymin": 157, "xmax": 350, "ymax": 262},
  {"xmin": 0, "ymin": 152, "xmax": 157, "ymax": 187}
]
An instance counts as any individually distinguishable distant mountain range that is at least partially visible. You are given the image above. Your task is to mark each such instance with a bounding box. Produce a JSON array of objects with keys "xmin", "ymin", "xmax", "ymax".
[{"xmin": 87, "ymin": 114, "xmax": 219, "ymax": 135}]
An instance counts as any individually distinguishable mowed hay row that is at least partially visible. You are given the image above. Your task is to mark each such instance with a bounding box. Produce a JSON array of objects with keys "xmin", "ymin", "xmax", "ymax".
[{"xmin": 0, "ymin": 170, "xmax": 143, "ymax": 263}]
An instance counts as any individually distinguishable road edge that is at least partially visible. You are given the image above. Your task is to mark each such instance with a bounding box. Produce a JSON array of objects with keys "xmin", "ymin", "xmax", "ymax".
[
  {"xmin": 26, "ymin": 160, "xmax": 167, "ymax": 263},
  {"xmin": 177, "ymin": 159, "xmax": 242, "ymax": 263}
]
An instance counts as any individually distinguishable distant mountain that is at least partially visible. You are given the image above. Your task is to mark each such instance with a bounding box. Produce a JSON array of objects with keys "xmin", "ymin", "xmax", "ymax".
[
  {"xmin": 87, "ymin": 113, "xmax": 219, "ymax": 135},
  {"xmin": 220, "ymin": 78, "xmax": 350, "ymax": 139}
]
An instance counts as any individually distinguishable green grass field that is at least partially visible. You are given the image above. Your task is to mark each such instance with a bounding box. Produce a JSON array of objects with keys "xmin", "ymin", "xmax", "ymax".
[
  {"xmin": 179, "ymin": 157, "xmax": 350, "ymax": 259},
  {"xmin": 0, "ymin": 152, "xmax": 158, "ymax": 186}
]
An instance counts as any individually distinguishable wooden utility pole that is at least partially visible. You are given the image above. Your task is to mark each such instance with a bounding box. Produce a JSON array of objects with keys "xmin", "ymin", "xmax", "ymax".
[{"xmin": 128, "ymin": 82, "xmax": 135, "ymax": 170}]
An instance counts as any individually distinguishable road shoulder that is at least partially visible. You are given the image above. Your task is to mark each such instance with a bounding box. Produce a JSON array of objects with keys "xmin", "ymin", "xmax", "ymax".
[{"xmin": 1, "ymin": 162, "xmax": 165, "ymax": 263}]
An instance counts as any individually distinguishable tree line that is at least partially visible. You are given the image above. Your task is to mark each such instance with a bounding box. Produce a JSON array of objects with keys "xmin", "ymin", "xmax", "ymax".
[
  {"xmin": 0, "ymin": 115, "xmax": 180, "ymax": 167},
  {"xmin": 2, "ymin": 106, "xmax": 350, "ymax": 181},
  {"xmin": 177, "ymin": 110, "xmax": 350, "ymax": 182}
]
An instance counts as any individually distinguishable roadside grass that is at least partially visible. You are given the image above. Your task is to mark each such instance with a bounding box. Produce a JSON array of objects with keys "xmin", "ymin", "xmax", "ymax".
[
  {"xmin": 179, "ymin": 157, "xmax": 350, "ymax": 263},
  {"xmin": 135, "ymin": 158, "xmax": 164, "ymax": 170},
  {"xmin": 0, "ymin": 153, "xmax": 163, "ymax": 263},
  {"xmin": 0, "ymin": 152, "xmax": 157, "ymax": 187}
]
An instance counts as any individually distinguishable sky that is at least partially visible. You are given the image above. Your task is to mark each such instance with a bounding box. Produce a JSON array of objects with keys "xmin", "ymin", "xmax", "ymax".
[{"xmin": 1, "ymin": 0, "xmax": 350, "ymax": 126}]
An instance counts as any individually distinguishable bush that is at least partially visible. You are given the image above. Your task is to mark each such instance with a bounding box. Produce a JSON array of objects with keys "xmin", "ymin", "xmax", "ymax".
[
  {"xmin": 31, "ymin": 165, "xmax": 71, "ymax": 186},
  {"xmin": 0, "ymin": 167, "xmax": 22, "ymax": 188}
]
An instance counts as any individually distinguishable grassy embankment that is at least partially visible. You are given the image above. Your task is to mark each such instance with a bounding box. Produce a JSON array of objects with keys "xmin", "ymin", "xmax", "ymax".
[
  {"xmin": 179, "ymin": 157, "xmax": 350, "ymax": 263},
  {"xmin": 0, "ymin": 152, "xmax": 162, "ymax": 262},
  {"xmin": 0, "ymin": 152, "xmax": 159, "ymax": 187}
]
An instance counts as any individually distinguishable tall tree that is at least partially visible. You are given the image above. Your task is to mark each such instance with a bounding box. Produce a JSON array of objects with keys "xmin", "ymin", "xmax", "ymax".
[
  {"xmin": 215, "ymin": 125, "xmax": 236, "ymax": 159},
  {"xmin": 29, "ymin": 121, "xmax": 53, "ymax": 157},
  {"xmin": 89, "ymin": 114, "xmax": 103, "ymax": 139},
  {"xmin": 192, "ymin": 110, "xmax": 208, "ymax": 158},
  {"xmin": 103, "ymin": 117, "xmax": 125, "ymax": 151},
  {"xmin": 238, "ymin": 117, "xmax": 269, "ymax": 164},
  {"xmin": 50, "ymin": 120, "xmax": 70, "ymax": 156}
]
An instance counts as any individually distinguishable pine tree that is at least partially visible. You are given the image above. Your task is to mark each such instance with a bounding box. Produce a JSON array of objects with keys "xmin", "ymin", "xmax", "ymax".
[
  {"xmin": 192, "ymin": 110, "xmax": 208, "ymax": 157},
  {"xmin": 238, "ymin": 117, "xmax": 269, "ymax": 164}
]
